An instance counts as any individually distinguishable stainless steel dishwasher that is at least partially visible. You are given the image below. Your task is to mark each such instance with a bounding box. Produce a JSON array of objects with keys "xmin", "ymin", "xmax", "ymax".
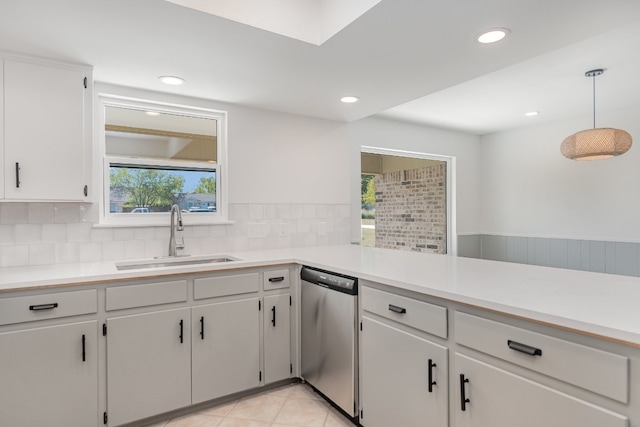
[{"xmin": 301, "ymin": 265, "xmax": 358, "ymax": 419}]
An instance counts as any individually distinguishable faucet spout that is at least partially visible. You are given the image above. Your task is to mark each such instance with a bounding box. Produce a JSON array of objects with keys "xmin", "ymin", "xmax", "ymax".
[{"xmin": 168, "ymin": 204, "xmax": 185, "ymax": 257}]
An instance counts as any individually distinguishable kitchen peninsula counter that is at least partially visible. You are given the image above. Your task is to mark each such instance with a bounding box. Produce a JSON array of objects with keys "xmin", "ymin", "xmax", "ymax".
[{"xmin": 1, "ymin": 244, "xmax": 639, "ymax": 347}]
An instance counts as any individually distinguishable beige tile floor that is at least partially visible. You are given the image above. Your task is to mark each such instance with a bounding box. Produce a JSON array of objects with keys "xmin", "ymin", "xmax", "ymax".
[{"xmin": 147, "ymin": 383, "xmax": 356, "ymax": 427}]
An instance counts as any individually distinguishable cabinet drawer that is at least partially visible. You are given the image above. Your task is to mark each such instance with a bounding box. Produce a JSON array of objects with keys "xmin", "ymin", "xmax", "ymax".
[
  {"xmin": 0, "ymin": 289, "xmax": 97, "ymax": 325},
  {"xmin": 194, "ymin": 273, "xmax": 259, "ymax": 300},
  {"xmin": 263, "ymin": 269, "xmax": 290, "ymax": 290},
  {"xmin": 455, "ymin": 311, "xmax": 628, "ymax": 403},
  {"xmin": 106, "ymin": 280, "xmax": 187, "ymax": 311},
  {"xmin": 361, "ymin": 286, "xmax": 447, "ymax": 339}
]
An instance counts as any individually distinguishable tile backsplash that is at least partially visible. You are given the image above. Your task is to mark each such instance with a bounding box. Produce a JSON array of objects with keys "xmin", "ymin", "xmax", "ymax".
[{"xmin": 0, "ymin": 203, "xmax": 351, "ymax": 267}]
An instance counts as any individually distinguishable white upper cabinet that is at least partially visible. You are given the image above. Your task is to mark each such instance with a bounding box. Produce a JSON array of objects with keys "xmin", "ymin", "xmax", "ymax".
[{"xmin": 2, "ymin": 56, "xmax": 91, "ymax": 201}]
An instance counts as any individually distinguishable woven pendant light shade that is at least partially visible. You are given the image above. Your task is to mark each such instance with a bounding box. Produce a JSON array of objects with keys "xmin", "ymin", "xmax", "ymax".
[
  {"xmin": 560, "ymin": 128, "xmax": 632, "ymax": 161},
  {"xmin": 561, "ymin": 68, "xmax": 632, "ymax": 161}
]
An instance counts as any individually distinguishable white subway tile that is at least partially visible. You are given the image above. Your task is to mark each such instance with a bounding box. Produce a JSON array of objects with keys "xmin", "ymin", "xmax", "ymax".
[
  {"xmin": 200, "ymin": 237, "xmax": 221, "ymax": 254},
  {"xmin": 29, "ymin": 244, "xmax": 55, "ymax": 266},
  {"xmin": 113, "ymin": 228, "xmax": 135, "ymax": 241},
  {"xmin": 0, "ymin": 225, "xmax": 16, "ymax": 245},
  {"xmin": 291, "ymin": 205, "xmax": 304, "ymax": 219},
  {"xmin": 183, "ymin": 238, "xmax": 202, "ymax": 256},
  {"xmin": 183, "ymin": 225, "xmax": 210, "ymax": 238},
  {"xmin": 124, "ymin": 240, "xmax": 146, "ymax": 259},
  {"xmin": 339, "ymin": 205, "xmax": 350, "ymax": 218},
  {"xmin": 79, "ymin": 204, "xmax": 99, "ymax": 223},
  {"xmin": 134, "ymin": 227, "xmax": 156, "ymax": 240},
  {"xmin": 304, "ymin": 204, "xmax": 316, "ymax": 219},
  {"xmin": 42, "ymin": 224, "xmax": 67, "ymax": 243},
  {"xmin": 0, "ymin": 203, "xmax": 28, "ymax": 224},
  {"xmin": 15, "ymin": 224, "xmax": 42, "ymax": 244},
  {"xmin": 55, "ymin": 243, "xmax": 80, "ymax": 264},
  {"xmin": 28, "ymin": 203, "xmax": 55, "ymax": 224},
  {"xmin": 2, "ymin": 245, "xmax": 29, "ymax": 267},
  {"xmin": 248, "ymin": 238, "xmax": 265, "ymax": 251},
  {"xmin": 209, "ymin": 225, "xmax": 227, "ymax": 237},
  {"xmin": 316, "ymin": 205, "xmax": 328, "ymax": 218},
  {"xmin": 249, "ymin": 204, "xmax": 264, "ymax": 219},
  {"xmin": 276, "ymin": 204, "xmax": 291, "ymax": 219},
  {"xmin": 67, "ymin": 223, "xmax": 92, "ymax": 243},
  {"xmin": 144, "ymin": 239, "xmax": 167, "ymax": 258},
  {"xmin": 102, "ymin": 241, "xmax": 125, "ymax": 261},
  {"xmin": 264, "ymin": 204, "xmax": 277, "ymax": 219},
  {"xmin": 297, "ymin": 219, "xmax": 311, "ymax": 233},
  {"xmin": 78, "ymin": 243, "xmax": 103, "ymax": 262},
  {"xmin": 229, "ymin": 204, "xmax": 249, "ymax": 220},
  {"xmin": 326, "ymin": 205, "xmax": 339, "ymax": 218},
  {"xmin": 91, "ymin": 228, "xmax": 114, "ymax": 242},
  {"xmin": 54, "ymin": 204, "xmax": 80, "ymax": 224}
]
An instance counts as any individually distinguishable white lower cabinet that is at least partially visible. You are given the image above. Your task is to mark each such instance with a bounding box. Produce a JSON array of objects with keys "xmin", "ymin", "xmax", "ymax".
[
  {"xmin": 360, "ymin": 315, "xmax": 448, "ymax": 427},
  {"xmin": 106, "ymin": 308, "xmax": 191, "ymax": 427},
  {"xmin": 454, "ymin": 353, "xmax": 628, "ymax": 427},
  {"xmin": 192, "ymin": 298, "xmax": 260, "ymax": 403},
  {"xmin": 263, "ymin": 293, "xmax": 291, "ymax": 384},
  {"xmin": 0, "ymin": 321, "xmax": 98, "ymax": 427}
]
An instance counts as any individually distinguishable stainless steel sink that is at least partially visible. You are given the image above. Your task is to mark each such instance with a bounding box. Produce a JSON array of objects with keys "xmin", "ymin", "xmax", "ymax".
[{"xmin": 115, "ymin": 255, "xmax": 239, "ymax": 271}]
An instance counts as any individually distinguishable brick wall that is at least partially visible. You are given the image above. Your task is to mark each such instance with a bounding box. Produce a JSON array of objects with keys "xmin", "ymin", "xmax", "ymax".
[{"xmin": 374, "ymin": 163, "xmax": 447, "ymax": 254}]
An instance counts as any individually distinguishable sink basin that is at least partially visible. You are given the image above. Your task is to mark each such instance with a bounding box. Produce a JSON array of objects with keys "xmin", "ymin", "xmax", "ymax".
[{"xmin": 115, "ymin": 255, "xmax": 240, "ymax": 271}]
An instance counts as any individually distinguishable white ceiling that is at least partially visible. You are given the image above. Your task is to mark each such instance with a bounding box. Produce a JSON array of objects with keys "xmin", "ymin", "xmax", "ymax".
[{"xmin": 1, "ymin": 0, "xmax": 640, "ymax": 135}]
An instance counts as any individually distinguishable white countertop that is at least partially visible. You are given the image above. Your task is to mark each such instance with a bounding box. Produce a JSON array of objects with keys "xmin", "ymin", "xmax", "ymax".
[{"xmin": 2, "ymin": 245, "xmax": 640, "ymax": 347}]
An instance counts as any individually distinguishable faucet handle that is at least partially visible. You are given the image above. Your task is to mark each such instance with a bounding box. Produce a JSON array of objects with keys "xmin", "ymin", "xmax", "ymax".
[{"xmin": 176, "ymin": 237, "xmax": 185, "ymax": 251}]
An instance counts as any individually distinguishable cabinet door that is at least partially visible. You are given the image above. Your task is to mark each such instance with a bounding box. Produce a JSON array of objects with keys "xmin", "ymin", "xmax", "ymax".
[
  {"xmin": 360, "ymin": 316, "xmax": 448, "ymax": 427},
  {"xmin": 0, "ymin": 321, "xmax": 98, "ymax": 427},
  {"xmin": 192, "ymin": 298, "xmax": 260, "ymax": 404},
  {"xmin": 4, "ymin": 59, "xmax": 87, "ymax": 201},
  {"xmin": 107, "ymin": 308, "xmax": 191, "ymax": 426},
  {"xmin": 454, "ymin": 353, "xmax": 628, "ymax": 427},
  {"xmin": 264, "ymin": 294, "xmax": 291, "ymax": 384}
]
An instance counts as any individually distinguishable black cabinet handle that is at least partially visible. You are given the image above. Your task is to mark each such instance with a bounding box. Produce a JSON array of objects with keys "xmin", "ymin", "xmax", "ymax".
[
  {"xmin": 388, "ymin": 304, "xmax": 406, "ymax": 314},
  {"xmin": 268, "ymin": 277, "xmax": 285, "ymax": 283},
  {"xmin": 29, "ymin": 303, "xmax": 58, "ymax": 311},
  {"xmin": 460, "ymin": 374, "xmax": 470, "ymax": 411},
  {"xmin": 15, "ymin": 162, "xmax": 20, "ymax": 188},
  {"xmin": 271, "ymin": 306, "xmax": 276, "ymax": 327},
  {"xmin": 428, "ymin": 359, "xmax": 437, "ymax": 392},
  {"xmin": 82, "ymin": 334, "xmax": 86, "ymax": 362},
  {"xmin": 508, "ymin": 340, "xmax": 542, "ymax": 356},
  {"xmin": 179, "ymin": 319, "xmax": 184, "ymax": 343},
  {"xmin": 200, "ymin": 316, "xmax": 204, "ymax": 340}
]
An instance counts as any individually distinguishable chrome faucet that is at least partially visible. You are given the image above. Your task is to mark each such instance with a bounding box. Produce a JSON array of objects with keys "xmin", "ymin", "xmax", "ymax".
[{"xmin": 168, "ymin": 204, "xmax": 185, "ymax": 257}]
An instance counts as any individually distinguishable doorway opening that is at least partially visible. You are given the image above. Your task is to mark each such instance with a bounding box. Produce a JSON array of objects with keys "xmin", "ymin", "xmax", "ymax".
[{"xmin": 360, "ymin": 147, "xmax": 455, "ymax": 255}]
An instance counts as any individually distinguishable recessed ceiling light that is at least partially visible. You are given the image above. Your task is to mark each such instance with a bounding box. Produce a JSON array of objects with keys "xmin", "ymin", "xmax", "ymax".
[
  {"xmin": 525, "ymin": 111, "xmax": 539, "ymax": 117},
  {"xmin": 476, "ymin": 28, "xmax": 510, "ymax": 44},
  {"xmin": 341, "ymin": 96, "xmax": 360, "ymax": 103},
  {"xmin": 158, "ymin": 75, "xmax": 186, "ymax": 85},
  {"xmin": 145, "ymin": 111, "xmax": 161, "ymax": 116}
]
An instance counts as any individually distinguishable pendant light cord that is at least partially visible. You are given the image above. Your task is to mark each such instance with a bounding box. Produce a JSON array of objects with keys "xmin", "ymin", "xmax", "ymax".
[{"xmin": 592, "ymin": 73, "xmax": 596, "ymax": 129}]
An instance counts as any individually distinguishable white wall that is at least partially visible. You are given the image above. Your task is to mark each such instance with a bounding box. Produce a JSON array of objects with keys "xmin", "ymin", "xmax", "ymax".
[
  {"xmin": 480, "ymin": 106, "xmax": 640, "ymax": 242},
  {"xmin": 347, "ymin": 117, "xmax": 482, "ymax": 243}
]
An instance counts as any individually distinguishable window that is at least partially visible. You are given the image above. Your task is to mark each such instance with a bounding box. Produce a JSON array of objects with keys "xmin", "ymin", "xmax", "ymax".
[{"xmin": 99, "ymin": 95, "xmax": 227, "ymax": 226}]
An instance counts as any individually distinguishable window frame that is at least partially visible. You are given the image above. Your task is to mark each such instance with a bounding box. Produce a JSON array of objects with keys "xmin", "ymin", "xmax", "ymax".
[{"xmin": 98, "ymin": 94, "xmax": 228, "ymax": 227}]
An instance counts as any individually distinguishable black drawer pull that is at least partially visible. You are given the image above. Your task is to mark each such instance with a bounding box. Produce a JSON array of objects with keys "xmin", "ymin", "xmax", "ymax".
[
  {"xmin": 15, "ymin": 162, "xmax": 20, "ymax": 188},
  {"xmin": 200, "ymin": 316, "xmax": 204, "ymax": 340},
  {"xmin": 82, "ymin": 334, "xmax": 86, "ymax": 362},
  {"xmin": 179, "ymin": 319, "xmax": 184, "ymax": 343},
  {"xmin": 271, "ymin": 306, "xmax": 276, "ymax": 327},
  {"xmin": 428, "ymin": 359, "xmax": 437, "ymax": 392},
  {"xmin": 268, "ymin": 276, "xmax": 285, "ymax": 283},
  {"xmin": 388, "ymin": 304, "xmax": 406, "ymax": 314},
  {"xmin": 508, "ymin": 340, "xmax": 542, "ymax": 356},
  {"xmin": 29, "ymin": 303, "xmax": 58, "ymax": 311},
  {"xmin": 460, "ymin": 374, "xmax": 470, "ymax": 411}
]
